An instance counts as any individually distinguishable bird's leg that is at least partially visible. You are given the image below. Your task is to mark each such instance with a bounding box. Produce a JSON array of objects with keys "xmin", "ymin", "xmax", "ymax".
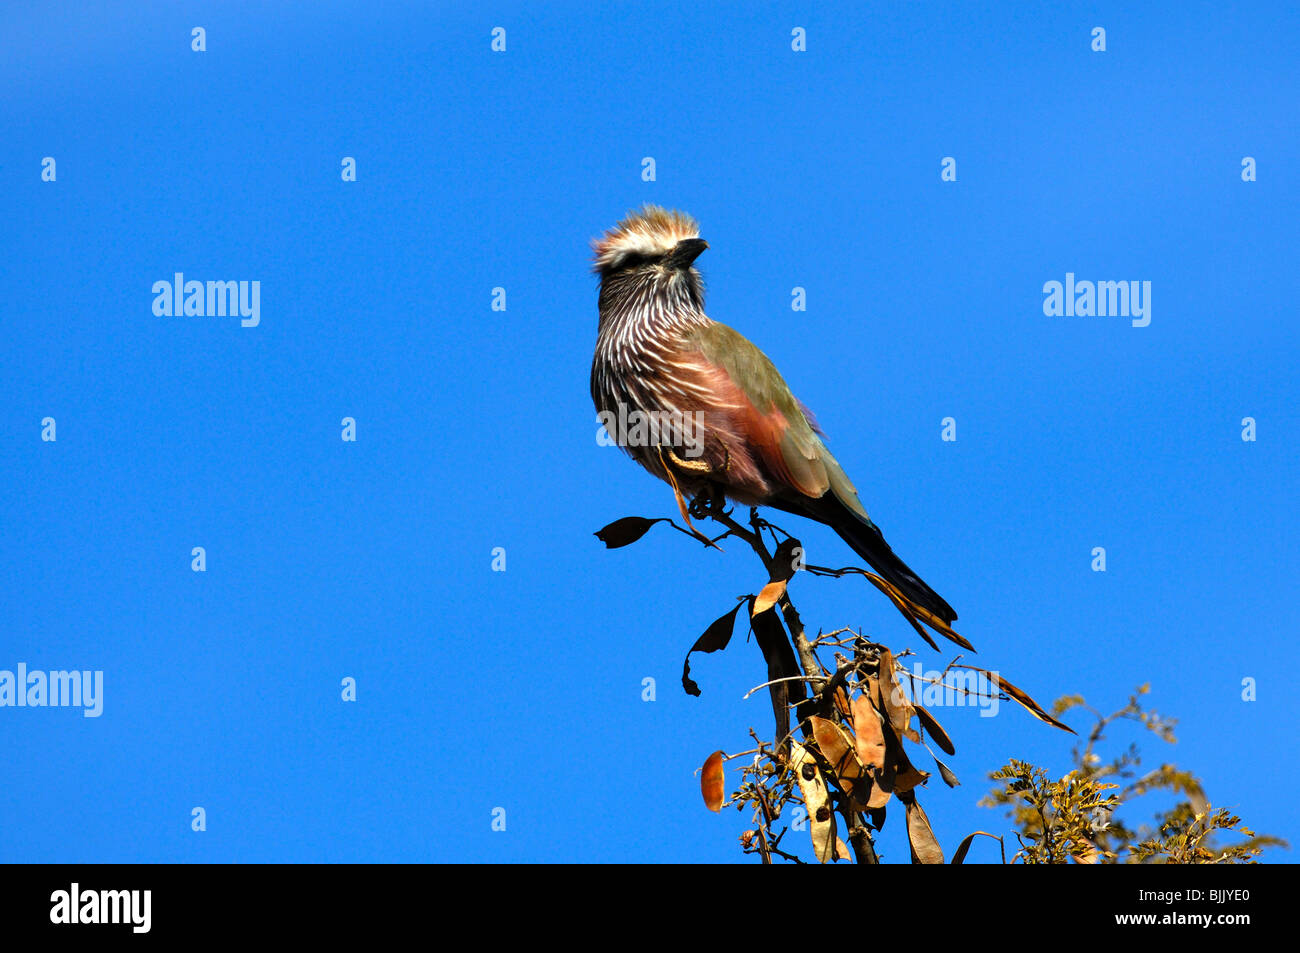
[
  {"xmin": 661, "ymin": 445, "xmax": 732, "ymax": 524},
  {"xmin": 657, "ymin": 446, "xmax": 723, "ymax": 550}
]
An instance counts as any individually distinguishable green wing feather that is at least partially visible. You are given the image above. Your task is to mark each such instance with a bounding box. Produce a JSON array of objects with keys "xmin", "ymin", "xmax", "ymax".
[{"xmin": 687, "ymin": 323, "xmax": 869, "ymax": 518}]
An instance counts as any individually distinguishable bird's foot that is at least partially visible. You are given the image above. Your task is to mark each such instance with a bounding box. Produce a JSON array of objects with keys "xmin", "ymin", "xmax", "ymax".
[
  {"xmin": 688, "ymin": 484, "xmax": 729, "ymax": 521},
  {"xmin": 657, "ymin": 447, "xmax": 724, "ymax": 551}
]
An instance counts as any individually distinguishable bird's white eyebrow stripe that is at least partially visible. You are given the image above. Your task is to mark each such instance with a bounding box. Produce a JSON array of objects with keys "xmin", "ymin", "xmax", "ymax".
[
  {"xmin": 591, "ymin": 205, "xmax": 701, "ymax": 272},
  {"xmin": 607, "ymin": 232, "xmax": 673, "ymax": 258}
]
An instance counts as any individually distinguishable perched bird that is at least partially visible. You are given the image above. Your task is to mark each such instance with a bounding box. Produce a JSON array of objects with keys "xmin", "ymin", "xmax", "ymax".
[{"xmin": 590, "ymin": 205, "xmax": 958, "ymax": 625}]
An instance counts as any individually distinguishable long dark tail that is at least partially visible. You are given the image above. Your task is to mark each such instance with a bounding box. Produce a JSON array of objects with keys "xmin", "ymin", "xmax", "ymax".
[{"xmin": 775, "ymin": 494, "xmax": 958, "ymax": 624}]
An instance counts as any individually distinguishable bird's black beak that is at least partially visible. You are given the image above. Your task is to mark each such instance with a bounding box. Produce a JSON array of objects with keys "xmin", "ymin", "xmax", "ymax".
[{"xmin": 666, "ymin": 238, "xmax": 708, "ymax": 269}]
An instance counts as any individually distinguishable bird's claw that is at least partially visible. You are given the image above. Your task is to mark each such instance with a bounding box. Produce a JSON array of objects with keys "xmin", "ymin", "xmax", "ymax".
[
  {"xmin": 659, "ymin": 446, "xmax": 732, "ymax": 521},
  {"xmin": 688, "ymin": 486, "xmax": 729, "ymax": 521},
  {"xmin": 656, "ymin": 446, "xmax": 723, "ymax": 550}
]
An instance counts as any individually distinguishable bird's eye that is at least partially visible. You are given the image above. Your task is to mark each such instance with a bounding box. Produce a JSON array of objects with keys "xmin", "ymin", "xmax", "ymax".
[{"xmin": 609, "ymin": 251, "xmax": 657, "ymax": 272}]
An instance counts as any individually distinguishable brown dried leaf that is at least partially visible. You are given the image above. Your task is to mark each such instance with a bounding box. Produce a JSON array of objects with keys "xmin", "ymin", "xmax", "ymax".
[
  {"xmin": 700, "ymin": 750, "xmax": 725, "ymax": 812},
  {"xmin": 752, "ymin": 579, "xmax": 787, "ymax": 616},
  {"xmin": 865, "ymin": 673, "xmax": 883, "ymax": 711},
  {"xmin": 769, "ymin": 537, "xmax": 802, "ymax": 582},
  {"xmin": 866, "ymin": 776, "xmax": 892, "ymax": 809},
  {"xmin": 812, "ymin": 715, "xmax": 876, "ymax": 808},
  {"xmin": 751, "ymin": 537, "xmax": 802, "ymax": 616},
  {"xmin": 850, "ymin": 694, "xmax": 887, "ymax": 772},
  {"xmin": 681, "ymin": 601, "xmax": 744, "ymax": 697},
  {"xmin": 790, "ymin": 741, "xmax": 837, "ymax": 864},
  {"xmin": 858, "ymin": 677, "xmax": 894, "ymax": 807},
  {"xmin": 935, "ymin": 758, "xmax": 961, "ymax": 788},
  {"xmin": 877, "ymin": 650, "xmax": 919, "ymax": 742},
  {"xmin": 890, "ymin": 727, "xmax": 930, "ymax": 793},
  {"xmin": 899, "ymin": 790, "xmax": 944, "ymax": 864},
  {"xmin": 747, "ymin": 595, "xmax": 802, "ymax": 746},
  {"xmin": 968, "ymin": 666, "xmax": 1076, "ymax": 733},
  {"xmin": 951, "ymin": 830, "xmax": 1000, "ymax": 865},
  {"xmin": 894, "ymin": 763, "xmax": 931, "ymax": 794},
  {"xmin": 811, "ymin": 717, "xmax": 863, "ymax": 774},
  {"xmin": 593, "ymin": 516, "xmax": 666, "ymax": 549},
  {"xmin": 810, "ymin": 716, "xmax": 867, "ymax": 793},
  {"xmin": 913, "ymin": 701, "xmax": 955, "ymax": 755}
]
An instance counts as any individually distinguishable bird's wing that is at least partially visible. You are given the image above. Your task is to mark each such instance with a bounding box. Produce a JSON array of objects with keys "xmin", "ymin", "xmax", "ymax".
[
  {"xmin": 684, "ymin": 323, "xmax": 960, "ymax": 626},
  {"xmin": 685, "ymin": 322, "xmax": 869, "ymax": 518}
]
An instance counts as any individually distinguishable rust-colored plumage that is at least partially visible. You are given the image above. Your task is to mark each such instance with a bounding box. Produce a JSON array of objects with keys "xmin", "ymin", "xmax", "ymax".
[{"xmin": 591, "ymin": 206, "xmax": 957, "ymax": 623}]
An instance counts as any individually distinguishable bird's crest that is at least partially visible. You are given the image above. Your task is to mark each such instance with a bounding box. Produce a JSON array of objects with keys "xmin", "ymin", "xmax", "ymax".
[{"xmin": 592, "ymin": 205, "xmax": 701, "ymax": 273}]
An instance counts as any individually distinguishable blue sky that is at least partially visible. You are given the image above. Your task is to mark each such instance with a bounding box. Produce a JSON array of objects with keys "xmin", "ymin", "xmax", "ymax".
[{"xmin": 1, "ymin": 1, "xmax": 1296, "ymax": 863}]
